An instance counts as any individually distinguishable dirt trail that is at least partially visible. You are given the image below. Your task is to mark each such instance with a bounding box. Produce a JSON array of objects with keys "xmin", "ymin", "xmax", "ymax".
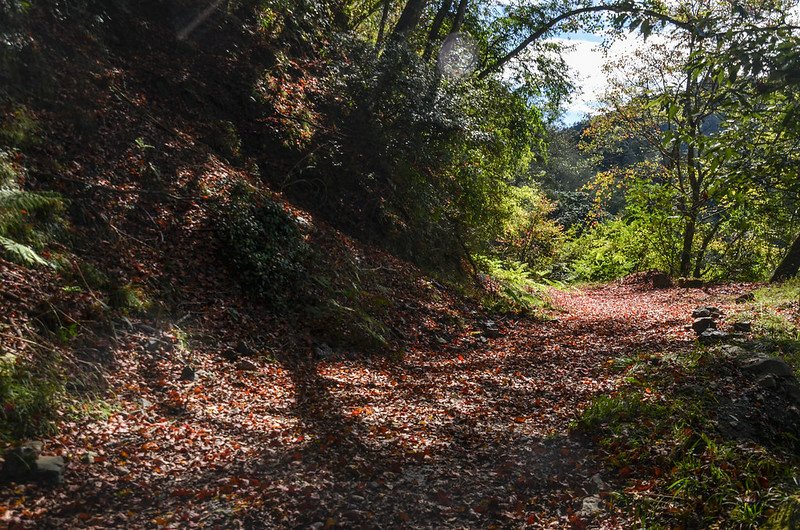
[{"xmin": 2, "ymin": 284, "xmax": 746, "ymax": 528}]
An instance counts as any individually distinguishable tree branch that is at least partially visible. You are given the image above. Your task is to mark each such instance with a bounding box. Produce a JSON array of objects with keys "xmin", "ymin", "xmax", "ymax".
[{"xmin": 477, "ymin": 4, "xmax": 695, "ymax": 79}]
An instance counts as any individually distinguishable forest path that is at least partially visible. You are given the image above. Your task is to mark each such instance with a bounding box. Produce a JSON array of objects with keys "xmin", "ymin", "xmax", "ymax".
[{"xmin": 4, "ymin": 283, "xmax": 748, "ymax": 528}]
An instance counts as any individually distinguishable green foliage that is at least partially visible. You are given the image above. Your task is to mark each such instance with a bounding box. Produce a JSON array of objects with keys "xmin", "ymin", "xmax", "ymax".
[
  {"xmin": 203, "ymin": 120, "xmax": 242, "ymax": 161},
  {"xmin": 0, "ymin": 154, "xmax": 64, "ymax": 267},
  {"xmin": 265, "ymin": 34, "xmax": 546, "ymax": 273},
  {"xmin": 576, "ymin": 362, "xmax": 797, "ymax": 529},
  {"xmin": 0, "ymin": 105, "xmax": 39, "ymax": 149},
  {"xmin": 498, "ymin": 185, "xmax": 564, "ymax": 272},
  {"xmin": 739, "ymin": 280, "xmax": 800, "ymax": 363},
  {"xmin": 564, "ymin": 218, "xmax": 653, "ymax": 282},
  {"xmin": 215, "ymin": 186, "xmax": 310, "ymax": 304},
  {"xmin": 108, "ymin": 283, "xmax": 147, "ymax": 314},
  {"xmin": 475, "ymin": 255, "xmax": 551, "ymax": 314},
  {"xmin": 0, "ymin": 351, "xmax": 64, "ymax": 440},
  {"xmin": 755, "ymin": 278, "xmax": 800, "ymax": 309}
]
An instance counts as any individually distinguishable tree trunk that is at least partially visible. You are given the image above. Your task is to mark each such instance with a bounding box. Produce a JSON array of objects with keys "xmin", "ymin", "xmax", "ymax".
[
  {"xmin": 423, "ymin": 0, "xmax": 452, "ymax": 60},
  {"xmin": 377, "ymin": 0, "xmax": 391, "ymax": 44},
  {"xmin": 389, "ymin": 0, "xmax": 427, "ymax": 42},
  {"xmin": 450, "ymin": 0, "xmax": 467, "ymax": 34},
  {"xmin": 771, "ymin": 233, "xmax": 800, "ymax": 282},
  {"xmin": 679, "ymin": 214, "xmax": 696, "ymax": 277}
]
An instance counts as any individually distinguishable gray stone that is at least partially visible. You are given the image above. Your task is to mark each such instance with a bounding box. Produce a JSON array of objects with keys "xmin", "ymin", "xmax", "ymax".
[
  {"xmin": 2, "ymin": 443, "xmax": 39, "ymax": 480},
  {"xmin": 220, "ymin": 348, "xmax": 239, "ymax": 362},
  {"xmin": 736, "ymin": 293, "xmax": 756, "ymax": 304},
  {"xmin": 144, "ymin": 338, "xmax": 162, "ymax": 353},
  {"xmin": 180, "ymin": 365, "xmax": 196, "ymax": 381},
  {"xmin": 35, "ymin": 456, "xmax": 65, "ymax": 484},
  {"xmin": 742, "ymin": 356, "xmax": 793, "ymax": 378},
  {"xmin": 138, "ymin": 397, "xmax": 154, "ymax": 409},
  {"xmin": 693, "ymin": 317, "xmax": 717, "ymax": 334},
  {"xmin": 482, "ymin": 320, "xmax": 502, "ymax": 338},
  {"xmin": 756, "ymin": 374, "xmax": 779, "ymax": 389},
  {"xmin": 235, "ymin": 341, "xmax": 258, "ymax": 357},
  {"xmin": 652, "ymin": 273, "xmax": 673, "ymax": 289},
  {"xmin": 236, "ymin": 359, "xmax": 258, "ymax": 371},
  {"xmin": 699, "ymin": 330, "xmax": 730, "ymax": 344},
  {"xmin": 722, "ymin": 345, "xmax": 748, "ymax": 357},
  {"xmin": 1, "ymin": 443, "xmax": 65, "ymax": 485},
  {"xmin": 577, "ymin": 495, "xmax": 603, "ymax": 517},
  {"xmin": 314, "ymin": 343, "xmax": 334, "ymax": 359},
  {"xmin": 590, "ymin": 473, "xmax": 607, "ymax": 492},
  {"xmin": 693, "ymin": 306, "xmax": 721, "ymax": 318},
  {"xmin": 733, "ymin": 321, "xmax": 753, "ymax": 332}
]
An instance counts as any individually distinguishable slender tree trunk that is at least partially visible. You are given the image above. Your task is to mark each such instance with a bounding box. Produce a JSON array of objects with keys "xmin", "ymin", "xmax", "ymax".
[
  {"xmin": 423, "ymin": 0, "xmax": 452, "ymax": 60},
  {"xmin": 680, "ymin": 213, "xmax": 697, "ymax": 277},
  {"xmin": 771, "ymin": 232, "xmax": 800, "ymax": 282},
  {"xmin": 389, "ymin": 0, "xmax": 427, "ymax": 42},
  {"xmin": 450, "ymin": 0, "xmax": 467, "ymax": 33},
  {"xmin": 679, "ymin": 141, "xmax": 700, "ymax": 277},
  {"xmin": 377, "ymin": 0, "xmax": 391, "ymax": 44},
  {"xmin": 693, "ymin": 220, "xmax": 722, "ymax": 278}
]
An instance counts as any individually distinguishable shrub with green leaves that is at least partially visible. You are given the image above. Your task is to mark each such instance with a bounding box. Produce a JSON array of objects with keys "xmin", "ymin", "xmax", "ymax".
[
  {"xmin": 475, "ymin": 255, "xmax": 551, "ymax": 314},
  {"xmin": 0, "ymin": 352, "xmax": 64, "ymax": 440},
  {"xmin": 216, "ymin": 186, "xmax": 309, "ymax": 303},
  {"xmin": 0, "ymin": 153, "xmax": 64, "ymax": 267},
  {"xmin": 564, "ymin": 218, "xmax": 655, "ymax": 282}
]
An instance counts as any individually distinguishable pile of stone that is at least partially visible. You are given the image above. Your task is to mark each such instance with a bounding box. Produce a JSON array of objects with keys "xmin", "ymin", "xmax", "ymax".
[
  {"xmin": 1, "ymin": 441, "xmax": 65, "ymax": 485},
  {"xmin": 691, "ymin": 306, "xmax": 729, "ymax": 344},
  {"xmin": 691, "ymin": 306, "xmax": 753, "ymax": 344}
]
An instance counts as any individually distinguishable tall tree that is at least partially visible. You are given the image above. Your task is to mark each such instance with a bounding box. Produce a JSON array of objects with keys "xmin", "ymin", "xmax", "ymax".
[
  {"xmin": 423, "ymin": 0, "xmax": 453, "ymax": 60},
  {"xmin": 377, "ymin": 0, "xmax": 392, "ymax": 43},
  {"xmin": 389, "ymin": 0, "xmax": 427, "ymax": 41}
]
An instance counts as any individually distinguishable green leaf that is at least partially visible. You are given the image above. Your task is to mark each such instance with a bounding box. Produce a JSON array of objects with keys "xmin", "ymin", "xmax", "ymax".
[{"xmin": 0, "ymin": 235, "xmax": 50, "ymax": 267}]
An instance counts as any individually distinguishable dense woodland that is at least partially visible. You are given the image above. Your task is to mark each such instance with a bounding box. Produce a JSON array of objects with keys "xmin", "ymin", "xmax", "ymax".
[{"xmin": 2, "ymin": 0, "xmax": 800, "ymax": 528}]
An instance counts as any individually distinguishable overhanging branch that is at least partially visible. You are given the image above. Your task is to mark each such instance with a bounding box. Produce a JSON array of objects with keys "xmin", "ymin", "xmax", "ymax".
[{"xmin": 477, "ymin": 4, "xmax": 696, "ymax": 79}]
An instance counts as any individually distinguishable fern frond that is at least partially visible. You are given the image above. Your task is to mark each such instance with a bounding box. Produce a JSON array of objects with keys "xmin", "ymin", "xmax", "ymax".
[
  {"xmin": 0, "ymin": 189, "xmax": 63, "ymax": 213},
  {"xmin": 0, "ymin": 235, "xmax": 50, "ymax": 267}
]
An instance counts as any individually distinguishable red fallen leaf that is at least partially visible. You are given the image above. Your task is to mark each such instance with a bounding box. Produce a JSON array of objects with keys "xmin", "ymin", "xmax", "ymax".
[
  {"xmin": 513, "ymin": 416, "xmax": 526, "ymax": 423},
  {"xmin": 171, "ymin": 488, "xmax": 193, "ymax": 498},
  {"xmin": 758, "ymin": 476, "xmax": 770, "ymax": 488},
  {"xmin": 457, "ymin": 355, "xmax": 464, "ymax": 361},
  {"xmin": 194, "ymin": 489, "xmax": 214, "ymax": 501},
  {"xmin": 618, "ymin": 466, "xmax": 633, "ymax": 478},
  {"xmin": 569, "ymin": 514, "xmax": 587, "ymax": 529}
]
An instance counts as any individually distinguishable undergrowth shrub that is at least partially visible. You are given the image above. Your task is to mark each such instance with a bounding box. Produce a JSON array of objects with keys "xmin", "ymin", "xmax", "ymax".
[
  {"xmin": 575, "ymin": 351, "xmax": 800, "ymax": 529},
  {"xmin": 564, "ymin": 218, "xmax": 654, "ymax": 282},
  {"xmin": 0, "ymin": 350, "xmax": 64, "ymax": 440},
  {"xmin": 498, "ymin": 185, "xmax": 564, "ymax": 273},
  {"xmin": 0, "ymin": 151, "xmax": 64, "ymax": 267},
  {"xmin": 475, "ymin": 255, "xmax": 551, "ymax": 314},
  {"xmin": 215, "ymin": 185, "xmax": 309, "ymax": 304}
]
